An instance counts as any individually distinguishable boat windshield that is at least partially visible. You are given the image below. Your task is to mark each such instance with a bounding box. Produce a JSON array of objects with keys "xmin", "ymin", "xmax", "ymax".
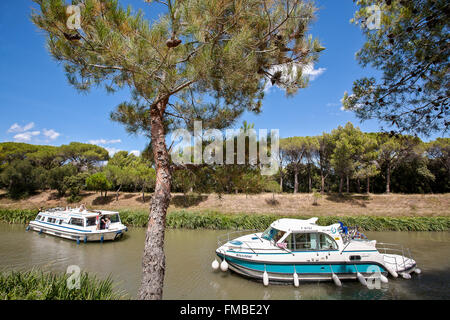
[
  {"xmin": 261, "ymin": 227, "xmax": 285, "ymax": 242},
  {"xmin": 106, "ymin": 214, "xmax": 120, "ymax": 223}
]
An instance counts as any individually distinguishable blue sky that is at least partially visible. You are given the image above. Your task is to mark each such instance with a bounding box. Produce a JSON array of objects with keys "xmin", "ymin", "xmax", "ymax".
[{"xmin": 0, "ymin": 1, "xmax": 446, "ymax": 156}]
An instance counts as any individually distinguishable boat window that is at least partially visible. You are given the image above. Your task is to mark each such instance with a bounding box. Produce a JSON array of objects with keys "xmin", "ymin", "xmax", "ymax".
[
  {"xmin": 36, "ymin": 215, "xmax": 41, "ymax": 220},
  {"xmin": 350, "ymin": 255, "xmax": 361, "ymax": 261},
  {"xmin": 318, "ymin": 233, "xmax": 338, "ymax": 250},
  {"xmin": 261, "ymin": 227, "xmax": 284, "ymax": 242},
  {"xmin": 59, "ymin": 219, "xmax": 63, "ymax": 225},
  {"xmin": 86, "ymin": 217, "xmax": 97, "ymax": 226},
  {"xmin": 108, "ymin": 214, "xmax": 120, "ymax": 223},
  {"xmin": 69, "ymin": 218, "xmax": 84, "ymax": 227},
  {"xmin": 285, "ymin": 233, "xmax": 295, "ymax": 250},
  {"xmin": 293, "ymin": 233, "xmax": 318, "ymax": 250}
]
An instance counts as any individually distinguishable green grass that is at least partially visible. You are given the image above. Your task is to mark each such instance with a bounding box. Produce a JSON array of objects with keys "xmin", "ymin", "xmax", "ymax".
[
  {"xmin": 1, "ymin": 208, "xmax": 449, "ymax": 231},
  {"xmin": 0, "ymin": 269, "xmax": 126, "ymax": 300}
]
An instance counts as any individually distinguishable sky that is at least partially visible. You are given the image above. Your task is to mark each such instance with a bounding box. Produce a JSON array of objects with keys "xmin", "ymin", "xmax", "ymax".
[{"xmin": 0, "ymin": 0, "xmax": 447, "ymax": 156}]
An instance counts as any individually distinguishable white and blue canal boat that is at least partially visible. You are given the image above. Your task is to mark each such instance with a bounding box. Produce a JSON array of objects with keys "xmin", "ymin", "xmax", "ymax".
[
  {"xmin": 213, "ymin": 218, "xmax": 420, "ymax": 286},
  {"xmin": 27, "ymin": 206, "xmax": 128, "ymax": 243}
]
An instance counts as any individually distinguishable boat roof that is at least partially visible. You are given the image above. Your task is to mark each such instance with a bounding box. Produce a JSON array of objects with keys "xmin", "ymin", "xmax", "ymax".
[
  {"xmin": 39, "ymin": 207, "xmax": 119, "ymax": 217},
  {"xmin": 271, "ymin": 217, "xmax": 339, "ymax": 233}
]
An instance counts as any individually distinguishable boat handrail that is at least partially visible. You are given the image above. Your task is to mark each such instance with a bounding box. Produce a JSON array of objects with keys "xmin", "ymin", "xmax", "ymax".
[
  {"xmin": 217, "ymin": 229, "xmax": 259, "ymax": 247},
  {"xmin": 376, "ymin": 242, "xmax": 414, "ymax": 272}
]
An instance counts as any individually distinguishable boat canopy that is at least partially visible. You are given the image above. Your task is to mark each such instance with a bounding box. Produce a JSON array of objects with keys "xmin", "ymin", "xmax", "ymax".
[{"xmin": 269, "ymin": 218, "xmax": 340, "ymax": 234}]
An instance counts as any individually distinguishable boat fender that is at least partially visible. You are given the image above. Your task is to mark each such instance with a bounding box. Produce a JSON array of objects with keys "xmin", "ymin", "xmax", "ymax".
[
  {"xmin": 100, "ymin": 235, "xmax": 104, "ymax": 243},
  {"xmin": 84, "ymin": 236, "xmax": 88, "ymax": 243},
  {"xmin": 414, "ymin": 268, "xmax": 422, "ymax": 275},
  {"xmin": 332, "ymin": 273, "xmax": 342, "ymax": 287},
  {"xmin": 26, "ymin": 226, "xmax": 30, "ymax": 231},
  {"xmin": 263, "ymin": 270, "xmax": 269, "ymax": 286},
  {"xmin": 76, "ymin": 238, "xmax": 80, "ymax": 245},
  {"xmin": 39, "ymin": 229, "xmax": 43, "ymax": 234},
  {"xmin": 385, "ymin": 265, "xmax": 398, "ymax": 278},
  {"xmin": 211, "ymin": 259, "xmax": 220, "ymax": 271},
  {"xmin": 293, "ymin": 272, "xmax": 299, "ymax": 287},
  {"xmin": 380, "ymin": 274, "xmax": 389, "ymax": 284},
  {"xmin": 220, "ymin": 259, "xmax": 228, "ymax": 272},
  {"xmin": 401, "ymin": 272, "xmax": 411, "ymax": 280},
  {"xmin": 357, "ymin": 272, "xmax": 367, "ymax": 286}
]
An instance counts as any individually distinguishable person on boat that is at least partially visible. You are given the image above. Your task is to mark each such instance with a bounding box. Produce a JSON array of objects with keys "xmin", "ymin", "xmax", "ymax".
[
  {"xmin": 105, "ymin": 217, "xmax": 111, "ymax": 230},
  {"xmin": 100, "ymin": 215, "xmax": 106, "ymax": 230},
  {"xmin": 96, "ymin": 214, "xmax": 101, "ymax": 230}
]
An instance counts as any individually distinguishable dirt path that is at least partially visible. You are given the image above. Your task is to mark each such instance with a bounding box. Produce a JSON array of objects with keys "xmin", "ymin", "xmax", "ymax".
[{"xmin": 1, "ymin": 190, "xmax": 449, "ymax": 217}]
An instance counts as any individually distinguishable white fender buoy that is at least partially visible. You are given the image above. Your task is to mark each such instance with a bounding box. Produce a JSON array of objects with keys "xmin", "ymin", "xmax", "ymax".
[
  {"xmin": 357, "ymin": 272, "xmax": 367, "ymax": 286},
  {"xmin": 263, "ymin": 270, "xmax": 269, "ymax": 286},
  {"xmin": 220, "ymin": 259, "xmax": 228, "ymax": 272},
  {"xmin": 401, "ymin": 272, "xmax": 411, "ymax": 279},
  {"xmin": 385, "ymin": 265, "xmax": 398, "ymax": 278},
  {"xmin": 293, "ymin": 272, "xmax": 299, "ymax": 287},
  {"xmin": 380, "ymin": 274, "xmax": 389, "ymax": 284},
  {"xmin": 414, "ymin": 268, "xmax": 422, "ymax": 275},
  {"xmin": 332, "ymin": 273, "xmax": 342, "ymax": 287},
  {"xmin": 211, "ymin": 259, "xmax": 219, "ymax": 271}
]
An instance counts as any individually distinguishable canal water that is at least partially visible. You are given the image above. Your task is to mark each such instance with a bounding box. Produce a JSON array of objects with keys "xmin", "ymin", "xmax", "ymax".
[{"xmin": 0, "ymin": 223, "xmax": 449, "ymax": 299}]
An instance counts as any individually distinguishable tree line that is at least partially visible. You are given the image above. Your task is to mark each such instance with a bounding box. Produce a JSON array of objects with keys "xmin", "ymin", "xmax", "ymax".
[{"xmin": 1, "ymin": 122, "xmax": 448, "ymax": 200}]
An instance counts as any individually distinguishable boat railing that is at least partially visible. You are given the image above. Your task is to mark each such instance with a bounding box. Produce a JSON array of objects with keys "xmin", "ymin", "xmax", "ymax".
[
  {"xmin": 217, "ymin": 229, "xmax": 259, "ymax": 247},
  {"xmin": 376, "ymin": 242, "xmax": 414, "ymax": 272}
]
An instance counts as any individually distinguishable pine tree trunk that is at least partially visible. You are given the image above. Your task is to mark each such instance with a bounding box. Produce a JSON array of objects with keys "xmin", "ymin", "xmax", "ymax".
[
  {"xmin": 279, "ymin": 175, "xmax": 283, "ymax": 193},
  {"xmin": 294, "ymin": 166, "xmax": 299, "ymax": 194},
  {"xmin": 320, "ymin": 167, "xmax": 325, "ymax": 194},
  {"xmin": 356, "ymin": 179, "xmax": 361, "ymax": 193},
  {"xmin": 386, "ymin": 165, "xmax": 391, "ymax": 194},
  {"xmin": 366, "ymin": 176, "xmax": 370, "ymax": 194},
  {"xmin": 308, "ymin": 165, "xmax": 312, "ymax": 193},
  {"xmin": 116, "ymin": 184, "xmax": 121, "ymax": 202},
  {"xmin": 139, "ymin": 98, "xmax": 171, "ymax": 300},
  {"xmin": 346, "ymin": 175, "xmax": 349, "ymax": 193},
  {"xmin": 339, "ymin": 176, "xmax": 344, "ymax": 194}
]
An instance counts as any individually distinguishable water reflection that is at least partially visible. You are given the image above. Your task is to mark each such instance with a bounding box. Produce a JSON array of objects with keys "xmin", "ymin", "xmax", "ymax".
[{"xmin": 0, "ymin": 224, "xmax": 448, "ymax": 300}]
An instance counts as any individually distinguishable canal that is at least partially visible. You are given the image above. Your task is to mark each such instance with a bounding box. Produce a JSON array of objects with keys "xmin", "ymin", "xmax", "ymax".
[{"xmin": 0, "ymin": 224, "xmax": 449, "ymax": 299}]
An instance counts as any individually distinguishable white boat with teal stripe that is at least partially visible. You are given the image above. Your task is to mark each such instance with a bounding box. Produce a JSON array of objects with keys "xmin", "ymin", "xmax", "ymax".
[
  {"xmin": 27, "ymin": 206, "xmax": 128, "ymax": 243},
  {"xmin": 213, "ymin": 218, "xmax": 420, "ymax": 287}
]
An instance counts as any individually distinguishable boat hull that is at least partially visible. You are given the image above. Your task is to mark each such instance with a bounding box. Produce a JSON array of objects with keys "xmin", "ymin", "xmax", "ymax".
[
  {"xmin": 216, "ymin": 252, "xmax": 391, "ymax": 282},
  {"xmin": 28, "ymin": 221, "xmax": 126, "ymax": 242}
]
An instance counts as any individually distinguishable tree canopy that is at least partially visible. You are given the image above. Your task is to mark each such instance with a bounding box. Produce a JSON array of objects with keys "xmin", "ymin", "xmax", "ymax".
[{"xmin": 342, "ymin": 0, "xmax": 449, "ymax": 136}]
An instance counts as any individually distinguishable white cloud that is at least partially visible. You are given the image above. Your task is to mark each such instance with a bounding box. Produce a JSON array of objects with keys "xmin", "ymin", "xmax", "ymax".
[
  {"xmin": 264, "ymin": 63, "xmax": 326, "ymax": 92},
  {"xmin": 104, "ymin": 147, "xmax": 121, "ymax": 156},
  {"xmin": 103, "ymin": 147, "xmax": 141, "ymax": 157},
  {"xmin": 42, "ymin": 129, "xmax": 60, "ymax": 140},
  {"xmin": 302, "ymin": 64, "xmax": 326, "ymax": 81},
  {"xmin": 13, "ymin": 131, "xmax": 40, "ymax": 142},
  {"xmin": 7, "ymin": 122, "xmax": 35, "ymax": 133},
  {"xmin": 88, "ymin": 139, "xmax": 122, "ymax": 145},
  {"xmin": 326, "ymin": 102, "xmax": 341, "ymax": 107}
]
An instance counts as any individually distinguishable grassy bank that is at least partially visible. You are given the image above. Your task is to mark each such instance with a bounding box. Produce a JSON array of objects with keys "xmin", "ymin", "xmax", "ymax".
[
  {"xmin": 0, "ymin": 269, "xmax": 125, "ymax": 300},
  {"xmin": 1, "ymin": 208, "xmax": 449, "ymax": 231}
]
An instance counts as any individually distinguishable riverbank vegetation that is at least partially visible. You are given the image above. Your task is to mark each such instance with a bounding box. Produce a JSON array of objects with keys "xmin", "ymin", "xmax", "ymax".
[
  {"xmin": 1, "ymin": 208, "xmax": 449, "ymax": 232},
  {"xmin": 0, "ymin": 269, "xmax": 125, "ymax": 300}
]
